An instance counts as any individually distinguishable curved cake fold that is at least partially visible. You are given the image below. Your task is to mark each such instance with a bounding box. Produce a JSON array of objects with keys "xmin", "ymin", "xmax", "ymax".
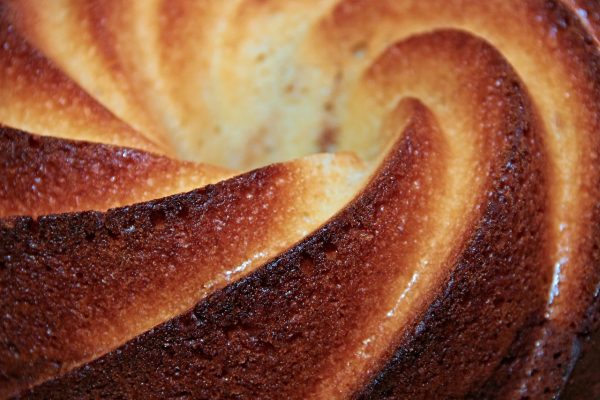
[
  {"xmin": 13, "ymin": 91, "xmax": 444, "ymax": 400},
  {"xmin": 15, "ymin": 30, "xmax": 547, "ymax": 398},
  {"xmin": 3, "ymin": 0, "xmax": 346, "ymax": 167},
  {"xmin": 0, "ymin": 6, "xmax": 167, "ymax": 155},
  {"xmin": 0, "ymin": 128, "xmax": 235, "ymax": 217},
  {"xmin": 1, "ymin": 0, "xmax": 172, "ymax": 151},
  {"xmin": 0, "ymin": 146, "xmax": 366, "ymax": 397},
  {"xmin": 308, "ymin": 0, "xmax": 600, "ymax": 395},
  {"xmin": 1, "ymin": 0, "xmax": 599, "ymax": 399}
]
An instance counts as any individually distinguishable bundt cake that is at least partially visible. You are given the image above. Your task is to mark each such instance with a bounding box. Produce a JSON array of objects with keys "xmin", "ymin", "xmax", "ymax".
[{"xmin": 1, "ymin": 0, "xmax": 599, "ymax": 398}]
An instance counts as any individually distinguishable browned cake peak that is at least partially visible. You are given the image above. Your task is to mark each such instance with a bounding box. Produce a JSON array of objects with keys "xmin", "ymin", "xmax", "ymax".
[
  {"xmin": 2, "ymin": 30, "xmax": 548, "ymax": 398},
  {"xmin": 0, "ymin": 0, "xmax": 599, "ymax": 399},
  {"xmin": 0, "ymin": 129, "xmax": 366, "ymax": 396},
  {"xmin": 0, "ymin": 128, "xmax": 235, "ymax": 217}
]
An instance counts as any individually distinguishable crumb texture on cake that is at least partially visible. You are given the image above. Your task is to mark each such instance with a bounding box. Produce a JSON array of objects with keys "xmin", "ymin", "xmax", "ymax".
[{"xmin": 0, "ymin": 0, "xmax": 599, "ymax": 399}]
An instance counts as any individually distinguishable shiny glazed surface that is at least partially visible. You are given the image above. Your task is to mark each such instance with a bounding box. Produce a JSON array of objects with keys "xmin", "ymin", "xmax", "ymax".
[{"xmin": 0, "ymin": 1, "xmax": 599, "ymax": 399}]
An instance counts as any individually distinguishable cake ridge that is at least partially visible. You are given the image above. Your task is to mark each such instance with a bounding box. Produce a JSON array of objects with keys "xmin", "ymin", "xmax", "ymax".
[{"xmin": 1, "ymin": 0, "xmax": 599, "ymax": 399}]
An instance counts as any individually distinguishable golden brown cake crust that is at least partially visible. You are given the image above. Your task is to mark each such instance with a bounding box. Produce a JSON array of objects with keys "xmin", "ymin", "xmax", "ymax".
[
  {"xmin": 12, "ymin": 95, "xmax": 448, "ymax": 400},
  {"xmin": 0, "ymin": 128, "xmax": 233, "ymax": 217},
  {"xmin": 0, "ymin": 163, "xmax": 286, "ymax": 395},
  {"xmin": 0, "ymin": 5, "xmax": 167, "ymax": 155},
  {"xmin": 0, "ymin": 127, "xmax": 365, "ymax": 398},
  {"xmin": 1, "ymin": 0, "xmax": 600, "ymax": 399},
  {"xmin": 13, "ymin": 30, "xmax": 557, "ymax": 399}
]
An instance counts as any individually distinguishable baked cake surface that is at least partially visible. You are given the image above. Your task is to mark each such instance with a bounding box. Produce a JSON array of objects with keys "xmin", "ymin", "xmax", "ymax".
[{"xmin": 0, "ymin": 0, "xmax": 599, "ymax": 398}]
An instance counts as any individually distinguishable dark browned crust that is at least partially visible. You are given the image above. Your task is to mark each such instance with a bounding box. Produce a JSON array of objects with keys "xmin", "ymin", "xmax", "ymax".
[
  {"xmin": 15, "ymin": 96, "xmax": 446, "ymax": 399},
  {"xmin": 324, "ymin": 1, "xmax": 600, "ymax": 397},
  {"xmin": 562, "ymin": 296, "xmax": 600, "ymax": 399},
  {"xmin": 479, "ymin": 2, "xmax": 600, "ymax": 398},
  {"xmin": 2, "ymin": 1, "xmax": 600, "ymax": 399},
  {"xmin": 0, "ymin": 161, "xmax": 289, "ymax": 397},
  {"xmin": 560, "ymin": 1, "xmax": 600, "ymax": 398},
  {"xmin": 565, "ymin": 0, "xmax": 600, "ymax": 44},
  {"xmin": 0, "ymin": 127, "xmax": 227, "ymax": 217},
  {"xmin": 16, "ymin": 30, "xmax": 553, "ymax": 399},
  {"xmin": 354, "ymin": 35, "xmax": 550, "ymax": 400}
]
